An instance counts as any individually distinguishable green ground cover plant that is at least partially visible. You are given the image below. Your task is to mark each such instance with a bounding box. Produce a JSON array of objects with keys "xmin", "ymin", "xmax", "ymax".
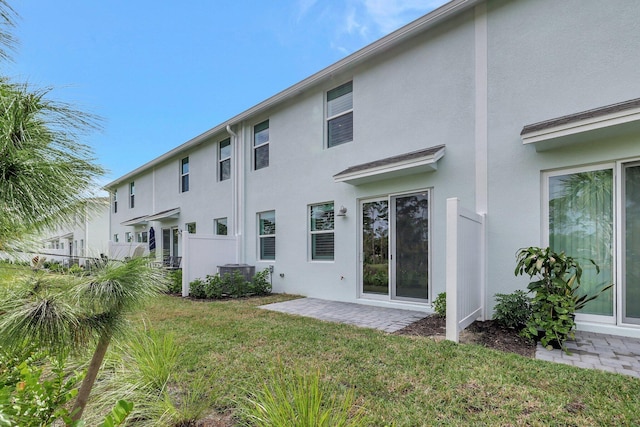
[{"xmin": 133, "ymin": 294, "xmax": 640, "ymax": 426}]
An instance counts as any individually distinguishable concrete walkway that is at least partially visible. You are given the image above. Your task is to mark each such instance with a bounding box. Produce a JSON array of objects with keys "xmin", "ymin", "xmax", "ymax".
[{"xmin": 261, "ymin": 297, "xmax": 640, "ymax": 378}]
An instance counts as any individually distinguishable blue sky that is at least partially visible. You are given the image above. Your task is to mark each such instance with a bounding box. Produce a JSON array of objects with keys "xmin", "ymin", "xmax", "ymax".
[{"xmin": 7, "ymin": 0, "xmax": 447, "ymax": 183}]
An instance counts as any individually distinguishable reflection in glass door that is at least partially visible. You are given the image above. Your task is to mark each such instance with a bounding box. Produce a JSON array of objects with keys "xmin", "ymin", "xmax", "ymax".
[
  {"xmin": 362, "ymin": 199, "xmax": 389, "ymax": 296},
  {"xmin": 392, "ymin": 192, "xmax": 429, "ymax": 301},
  {"xmin": 624, "ymin": 163, "xmax": 640, "ymax": 324}
]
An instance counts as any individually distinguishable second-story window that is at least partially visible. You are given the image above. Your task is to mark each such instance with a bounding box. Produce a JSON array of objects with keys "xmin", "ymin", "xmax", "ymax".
[
  {"xmin": 219, "ymin": 138, "xmax": 231, "ymax": 181},
  {"xmin": 129, "ymin": 182, "xmax": 135, "ymax": 208},
  {"xmin": 254, "ymin": 120, "xmax": 269, "ymax": 170},
  {"xmin": 113, "ymin": 189, "xmax": 118, "ymax": 213},
  {"xmin": 327, "ymin": 81, "xmax": 353, "ymax": 148},
  {"xmin": 181, "ymin": 157, "xmax": 190, "ymax": 192}
]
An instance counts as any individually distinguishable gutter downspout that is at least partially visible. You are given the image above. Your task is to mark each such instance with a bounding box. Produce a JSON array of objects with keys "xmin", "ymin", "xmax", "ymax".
[{"xmin": 226, "ymin": 124, "xmax": 243, "ymax": 264}]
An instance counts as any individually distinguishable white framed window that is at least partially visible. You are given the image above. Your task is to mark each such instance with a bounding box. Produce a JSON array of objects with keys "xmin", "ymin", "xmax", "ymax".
[
  {"xmin": 310, "ymin": 202, "xmax": 334, "ymax": 261},
  {"xmin": 254, "ymin": 120, "xmax": 269, "ymax": 170},
  {"xmin": 129, "ymin": 181, "xmax": 135, "ymax": 208},
  {"xmin": 258, "ymin": 211, "xmax": 276, "ymax": 260},
  {"xmin": 113, "ymin": 189, "xmax": 118, "ymax": 213},
  {"xmin": 113, "ymin": 234, "xmax": 119, "ymax": 243},
  {"xmin": 219, "ymin": 138, "xmax": 231, "ymax": 181},
  {"xmin": 136, "ymin": 232, "xmax": 148, "ymax": 243},
  {"xmin": 186, "ymin": 222, "xmax": 196, "ymax": 234},
  {"xmin": 214, "ymin": 217, "xmax": 228, "ymax": 235},
  {"xmin": 326, "ymin": 81, "xmax": 353, "ymax": 148},
  {"xmin": 181, "ymin": 157, "xmax": 190, "ymax": 192},
  {"xmin": 125, "ymin": 232, "xmax": 133, "ymax": 243}
]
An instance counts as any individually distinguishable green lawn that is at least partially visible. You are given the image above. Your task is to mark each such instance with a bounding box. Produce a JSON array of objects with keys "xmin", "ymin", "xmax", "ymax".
[{"xmin": 133, "ymin": 294, "xmax": 640, "ymax": 426}]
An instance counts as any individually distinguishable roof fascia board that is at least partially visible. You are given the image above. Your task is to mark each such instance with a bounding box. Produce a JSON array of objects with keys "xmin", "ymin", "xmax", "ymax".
[
  {"xmin": 105, "ymin": 0, "xmax": 480, "ymax": 188},
  {"xmin": 334, "ymin": 148, "xmax": 445, "ymax": 185},
  {"xmin": 522, "ymin": 107, "xmax": 640, "ymax": 147}
]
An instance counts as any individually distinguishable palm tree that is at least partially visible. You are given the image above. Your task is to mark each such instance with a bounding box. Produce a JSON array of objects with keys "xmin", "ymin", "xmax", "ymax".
[
  {"xmin": 0, "ymin": 257, "xmax": 167, "ymax": 423},
  {"xmin": 0, "ymin": 79, "xmax": 106, "ymax": 250}
]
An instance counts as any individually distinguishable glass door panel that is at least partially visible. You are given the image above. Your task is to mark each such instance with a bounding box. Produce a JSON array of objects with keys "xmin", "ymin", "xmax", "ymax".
[
  {"xmin": 548, "ymin": 169, "xmax": 614, "ymax": 316},
  {"xmin": 393, "ymin": 192, "xmax": 429, "ymax": 301},
  {"xmin": 162, "ymin": 229, "xmax": 171, "ymax": 258},
  {"xmin": 362, "ymin": 200, "xmax": 389, "ymax": 295},
  {"xmin": 624, "ymin": 164, "xmax": 640, "ymax": 323}
]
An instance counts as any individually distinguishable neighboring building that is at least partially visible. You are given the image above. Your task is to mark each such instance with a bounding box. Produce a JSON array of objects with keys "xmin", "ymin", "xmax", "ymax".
[
  {"xmin": 105, "ymin": 0, "xmax": 640, "ymax": 337},
  {"xmin": 38, "ymin": 198, "xmax": 110, "ymax": 266}
]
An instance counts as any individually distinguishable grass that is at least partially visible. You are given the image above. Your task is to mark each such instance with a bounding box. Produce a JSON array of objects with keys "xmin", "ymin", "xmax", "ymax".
[{"xmin": 127, "ymin": 294, "xmax": 640, "ymax": 426}]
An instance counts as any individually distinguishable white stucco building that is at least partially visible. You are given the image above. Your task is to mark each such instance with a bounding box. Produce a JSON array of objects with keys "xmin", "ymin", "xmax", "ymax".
[
  {"xmin": 106, "ymin": 0, "xmax": 640, "ymax": 337},
  {"xmin": 37, "ymin": 198, "xmax": 110, "ymax": 266}
]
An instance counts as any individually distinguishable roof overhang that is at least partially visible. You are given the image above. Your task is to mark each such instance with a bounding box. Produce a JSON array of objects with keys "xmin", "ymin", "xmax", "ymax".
[
  {"xmin": 145, "ymin": 208, "xmax": 180, "ymax": 222},
  {"xmin": 121, "ymin": 215, "xmax": 149, "ymax": 227},
  {"xmin": 521, "ymin": 98, "xmax": 640, "ymax": 151},
  {"xmin": 333, "ymin": 145, "xmax": 445, "ymax": 185}
]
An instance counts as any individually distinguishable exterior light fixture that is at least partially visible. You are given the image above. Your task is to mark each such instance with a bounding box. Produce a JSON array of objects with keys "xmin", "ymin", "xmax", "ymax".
[{"xmin": 336, "ymin": 206, "xmax": 348, "ymax": 217}]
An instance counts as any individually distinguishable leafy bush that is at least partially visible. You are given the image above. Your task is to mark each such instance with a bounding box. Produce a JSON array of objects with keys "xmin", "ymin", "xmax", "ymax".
[
  {"xmin": 166, "ymin": 269, "xmax": 182, "ymax": 294},
  {"xmin": 251, "ymin": 268, "xmax": 272, "ymax": 296},
  {"xmin": 515, "ymin": 246, "xmax": 612, "ymax": 351},
  {"xmin": 204, "ymin": 274, "xmax": 224, "ymax": 299},
  {"xmin": 0, "ymin": 348, "xmax": 83, "ymax": 426},
  {"xmin": 239, "ymin": 367, "xmax": 365, "ymax": 427},
  {"xmin": 493, "ymin": 290, "xmax": 532, "ymax": 330},
  {"xmin": 189, "ymin": 278, "xmax": 206, "ymax": 299},
  {"xmin": 189, "ymin": 269, "xmax": 272, "ymax": 299},
  {"xmin": 433, "ymin": 292, "xmax": 446, "ymax": 317}
]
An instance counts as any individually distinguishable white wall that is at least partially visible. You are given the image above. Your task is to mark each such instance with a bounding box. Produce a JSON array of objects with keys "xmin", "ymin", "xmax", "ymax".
[{"xmin": 484, "ymin": 0, "xmax": 640, "ymax": 311}]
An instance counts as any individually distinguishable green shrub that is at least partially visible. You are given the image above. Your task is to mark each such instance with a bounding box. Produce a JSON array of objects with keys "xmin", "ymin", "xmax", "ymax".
[
  {"xmin": 251, "ymin": 268, "xmax": 272, "ymax": 296},
  {"xmin": 493, "ymin": 290, "xmax": 532, "ymax": 330},
  {"xmin": 166, "ymin": 269, "xmax": 182, "ymax": 294},
  {"xmin": 223, "ymin": 270, "xmax": 248, "ymax": 298},
  {"xmin": 433, "ymin": 292, "xmax": 446, "ymax": 317},
  {"xmin": 0, "ymin": 348, "xmax": 84, "ymax": 426},
  {"xmin": 204, "ymin": 274, "xmax": 224, "ymax": 299},
  {"xmin": 189, "ymin": 278, "xmax": 206, "ymax": 299},
  {"xmin": 515, "ymin": 246, "xmax": 612, "ymax": 351}
]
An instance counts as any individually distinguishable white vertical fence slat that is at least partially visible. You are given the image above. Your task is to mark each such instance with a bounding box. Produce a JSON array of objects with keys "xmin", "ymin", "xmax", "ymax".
[
  {"xmin": 181, "ymin": 233, "xmax": 238, "ymax": 297},
  {"xmin": 446, "ymin": 197, "xmax": 485, "ymax": 342}
]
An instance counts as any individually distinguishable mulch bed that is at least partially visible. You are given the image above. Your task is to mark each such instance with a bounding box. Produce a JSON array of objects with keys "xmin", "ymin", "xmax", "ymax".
[{"xmin": 395, "ymin": 315, "xmax": 537, "ymax": 358}]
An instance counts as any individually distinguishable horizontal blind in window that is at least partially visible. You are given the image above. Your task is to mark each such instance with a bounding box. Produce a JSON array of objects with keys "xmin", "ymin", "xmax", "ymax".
[
  {"xmin": 328, "ymin": 112, "xmax": 353, "ymax": 147},
  {"xmin": 312, "ymin": 233, "xmax": 334, "ymax": 260}
]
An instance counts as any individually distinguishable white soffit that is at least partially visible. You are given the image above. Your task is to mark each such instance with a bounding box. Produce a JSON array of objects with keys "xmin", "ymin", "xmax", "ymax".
[
  {"xmin": 521, "ymin": 99, "xmax": 640, "ymax": 151},
  {"xmin": 144, "ymin": 207, "xmax": 181, "ymax": 222},
  {"xmin": 333, "ymin": 145, "xmax": 445, "ymax": 185},
  {"xmin": 120, "ymin": 215, "xmax": 150, "ymax": 226}
]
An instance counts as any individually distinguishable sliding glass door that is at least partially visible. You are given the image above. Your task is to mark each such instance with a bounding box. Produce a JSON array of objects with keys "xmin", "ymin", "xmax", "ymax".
[
  {"xmin": 623, "ymin": 163, "xmax": 640, "ymax": 324},
  {"xmin": 548, "ymin": 168, "xmax": 614, "ymax": 316},
  {"xmin": 360, "ymin": 191, "xmax": 430, "ymax": 302}
]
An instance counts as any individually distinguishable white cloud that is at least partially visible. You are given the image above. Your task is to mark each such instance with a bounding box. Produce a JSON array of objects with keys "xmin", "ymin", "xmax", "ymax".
[{"xmin": 360, "ymin": 0, "xmax": 449, "ymax": 35}]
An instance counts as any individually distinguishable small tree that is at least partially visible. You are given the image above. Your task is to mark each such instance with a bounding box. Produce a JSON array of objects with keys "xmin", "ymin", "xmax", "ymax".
[
  {"xmin": 515, "ymin": 247, "xmax": 612, "ymax": 351},
  {"xmin": 0, "ymin": 258, "xmax": 166, "ymax": 423}
]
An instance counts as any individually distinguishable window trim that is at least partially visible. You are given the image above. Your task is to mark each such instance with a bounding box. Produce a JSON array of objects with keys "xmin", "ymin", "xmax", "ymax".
[
  {"xmin": 258, "ymin": 210, "xmax": 276, "ymax": 261},
  {"xmin": 309, "ymin": 202, "xmax": 335, "ymax": 261},
  {"xmin": 129, "ymin": 182, "xmax": 135, "ymax": 208},
  {"xmin": 219, "ymin": 138, "xmax": 231, "ymax": 181},
  {"xmin": 253, "ymin": 120, "xmax": 270, "ymax": 170},
  {"xmin": 181, "ymin": 157, "xmax": 190, "ymax": 193},
  {"xmin": 185, "ymin": 222, "xmax": 197, "ymax": 234},
  {"xmin": 214, "ymin": 217, "xmax": 228, "ymax": 236},
  {"xmin": 326, "ymin": 81, "xmax": 353, "ymax": 148}
]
